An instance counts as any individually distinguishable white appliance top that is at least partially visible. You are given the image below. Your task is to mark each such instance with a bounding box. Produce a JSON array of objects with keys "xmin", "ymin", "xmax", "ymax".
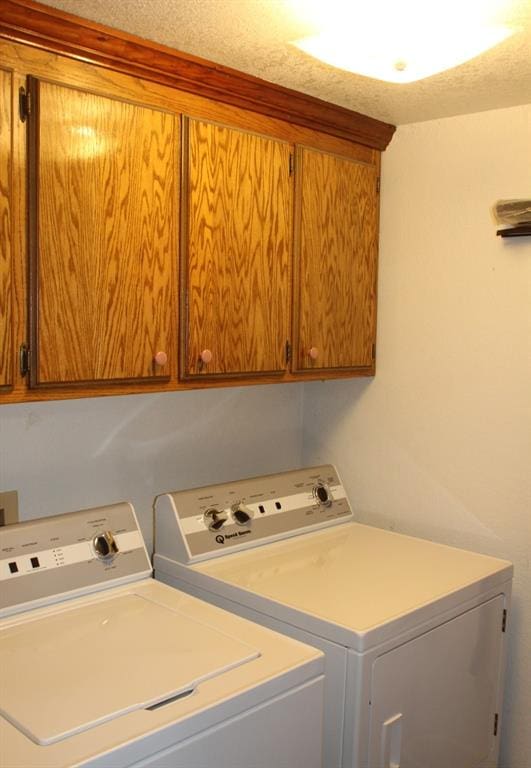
[
  {"xmin": 193, "ymin": 522, "xmax": 512, "ymax": 638},
  {"xmin": 154, "ymin": 465, "xmax": 513, "ymax": 650},
  {"xmin": 1, "ymin": 505, "xmax": 323, "ymax": 768},
  {"xmin": 1, "ymin": 592, "xmax": 258, "ymax": 745}
]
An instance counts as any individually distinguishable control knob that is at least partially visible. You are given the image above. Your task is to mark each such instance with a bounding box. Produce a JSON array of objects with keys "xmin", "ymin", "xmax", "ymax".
[
  {"xmin": 313, "ymin": 482, "xmax": 332, "ymax": 507},
  {"xmin": 92, "ymin": 531, "xmax": 119, "ymax": 560},
  {"xmin": 204, "ymin": 508, "xmax": 228, "ymax": 531},
  {"xmin": 231, "ymin": 503, "xmax": 254, "ymax": 526}
]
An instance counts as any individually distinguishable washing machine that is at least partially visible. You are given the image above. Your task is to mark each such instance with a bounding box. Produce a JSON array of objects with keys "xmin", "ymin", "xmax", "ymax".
[
  {"xmin": 153, "ymin": 464, "xmax": 513, "ymax": 768},
  {"xmin": 0, "ymin": 502, "xmax": 325, "ymax": 768}
]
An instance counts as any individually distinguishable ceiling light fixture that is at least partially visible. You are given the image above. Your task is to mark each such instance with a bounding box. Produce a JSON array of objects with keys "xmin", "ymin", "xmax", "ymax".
[{"xmin": 289, "ymin": 0, "xmax": 516, "ymax": 83}]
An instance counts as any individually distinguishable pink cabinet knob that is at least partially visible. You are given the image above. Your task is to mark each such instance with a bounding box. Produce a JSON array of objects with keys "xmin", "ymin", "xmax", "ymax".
[
  {"xmin": 200, "ymin": 349, "xmax": 213, "ymax": 364},
  {"xmin": 308, "ymin": 347, "xmax": 319, "ymax": 360},
  {"xmin": 154, "ymin": 350, "xmax": 168, "ymax": 366}
]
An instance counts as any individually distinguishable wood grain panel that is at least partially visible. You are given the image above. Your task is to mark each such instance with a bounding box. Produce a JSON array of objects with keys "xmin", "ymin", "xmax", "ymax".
[
  {"xmin": 0, "ymin": 0, "xmax": 395, "ymax": 151},
  {"xmin": 30, "ymin": 78, "xmax": 178, "ymax": 385},
  {"xmin": 294, "ymin": 147, "xmax": 378, "ymax": 371},
  {"xmin": 0, "ymin": 67, "xmax": 13, "ymax": 389},
  {"xmin": 183, "ymin": 118, "xmax": 291, "ymax": 377},
  {"xmin": 0, "ymin": 38, "xmax": 378, "ymax": 167}
]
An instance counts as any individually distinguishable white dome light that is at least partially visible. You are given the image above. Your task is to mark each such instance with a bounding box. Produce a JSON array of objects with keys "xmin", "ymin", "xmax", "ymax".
[{"xmin": 290, "ymin": 0, "xmax": 516, "ymax": 83}]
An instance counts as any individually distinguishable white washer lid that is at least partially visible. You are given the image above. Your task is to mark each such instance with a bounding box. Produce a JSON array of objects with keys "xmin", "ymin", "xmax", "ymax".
[{"xmin": 0, "ymin": 593, "xmax": 259, "ymax": 745}]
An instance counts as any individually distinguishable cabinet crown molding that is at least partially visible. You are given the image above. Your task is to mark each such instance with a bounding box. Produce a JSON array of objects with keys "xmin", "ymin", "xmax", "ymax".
[{"xmin": 0, "ymin": 0, "xmax": 395, "ymax": 150}]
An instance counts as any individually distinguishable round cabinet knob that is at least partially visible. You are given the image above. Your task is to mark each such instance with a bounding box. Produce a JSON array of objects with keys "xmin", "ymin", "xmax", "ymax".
[
  {"xmin": 92, "ymin": 531, "xmax": 119, "ymax": 560},
  {"xmin": 154, "ymin": 350, "xmax": 168, "ymax": 366},
  {"xmin": 308, "ymin": 347, "xmax": 319, "ymax": 360},
  {"xmin": 231, "ymin": 504, "xmax": 254, "ymax": 526},
  {"xmin": 204, "ymin": 508, "xmax": 228, "ymax": 532},
  {"xmin": 313, "ymin": 482, "xmax": 332, "ymax": 507},
  {"xmin": 200, "ymin": 349, "xmax": 213, "ymax": 364}
]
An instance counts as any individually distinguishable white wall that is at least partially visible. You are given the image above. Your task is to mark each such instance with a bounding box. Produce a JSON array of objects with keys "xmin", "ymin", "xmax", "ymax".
[
  {"xmin": 1, "ymin": 384, "xmax": 304, "ymax": 552},
  {"xmin": 303, "ymin": 104, "xmax": 531, "ymax": 768}
]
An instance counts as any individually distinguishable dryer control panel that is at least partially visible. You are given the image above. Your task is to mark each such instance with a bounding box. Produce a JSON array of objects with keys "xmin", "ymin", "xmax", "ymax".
[
  {"xmin": 0, "ymin": 503, "xmax": 151, "ymax": 616},
  {"xmin": 155, "ymin": 465, "xmax": 353, "ymax": 563}
]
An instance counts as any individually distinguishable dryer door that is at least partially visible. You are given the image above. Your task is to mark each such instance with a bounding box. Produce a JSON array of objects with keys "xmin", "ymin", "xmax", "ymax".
[{"xmin": 368, "ymin": 595, "xmax": 505, "ymax": 768}]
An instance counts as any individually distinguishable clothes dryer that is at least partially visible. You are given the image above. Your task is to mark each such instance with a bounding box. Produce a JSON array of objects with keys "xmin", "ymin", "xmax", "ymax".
[{"xmin": 154, "ymin": 465, "xmax": 512, "ymax": 768}]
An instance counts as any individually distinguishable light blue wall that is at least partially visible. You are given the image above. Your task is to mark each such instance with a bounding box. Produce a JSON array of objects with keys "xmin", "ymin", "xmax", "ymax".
[{"xmin": 1, "ymin": 384, "xmax": 304, "ymax": 553}]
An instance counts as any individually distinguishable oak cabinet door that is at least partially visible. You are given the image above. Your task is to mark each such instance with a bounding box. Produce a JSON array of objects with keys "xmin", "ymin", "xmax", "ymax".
[
  {"xmin": 0, "ymin": 68, "xmax": 13, "ymax": 390},
  {"xmin": 182, "ymin": 118, "xmax": 292, "ymax": 378},
  {"xmin": 28, "ymin": 77, "xmax": 178, "ymax": 387},
  {"xmin": 294, "ymin": 146, "xmax": 378, "ymax": 372}
]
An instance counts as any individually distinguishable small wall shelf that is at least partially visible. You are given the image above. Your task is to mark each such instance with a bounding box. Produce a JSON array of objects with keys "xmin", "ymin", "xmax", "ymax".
[{"xmin": 497, "ymin": 225, "xmax": 531, "ymax": 238}]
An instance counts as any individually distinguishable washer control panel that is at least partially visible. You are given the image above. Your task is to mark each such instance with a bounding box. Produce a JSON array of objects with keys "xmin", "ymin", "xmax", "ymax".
[
  {"xmin": 0, "ymin": 503, "xmax": 150, "ymax": 616},
  {"xmin": 155, "ymin": 465, "xmax": 352, "ymax": 563}
]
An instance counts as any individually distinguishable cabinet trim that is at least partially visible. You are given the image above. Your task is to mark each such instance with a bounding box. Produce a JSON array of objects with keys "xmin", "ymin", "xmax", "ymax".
[
  {"xmin": 26, "ymin": 75, "xmax": 38, "ymax": 387},
  {"xmin": 0, "ymin": 66, "xmax": 14, "ymax": 389},
  {"xmin": 0, "ymin": 0, "xmax": 395, "ymax": 151}
]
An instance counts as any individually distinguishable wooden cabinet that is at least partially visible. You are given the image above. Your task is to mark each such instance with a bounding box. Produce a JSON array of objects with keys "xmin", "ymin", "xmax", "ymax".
[
  {"xmin": 181, "ymin": 117, "xmax": 292, "ymax": 379},
  {"xmin": 182, "ymin": 127, "xmax": 378, "ymax": 382},
  {"xmin": 27, "ymin": 77, "xmax": 178, "ymax": 387},
  {"xmin": 0, "ymin": 67, "xmax": 13, "ymax": 390},
  {"xmin": 0, "ymin": 25, "xmax": 391, "ymax": 403},
  {"xmin": 293, "ymin": 146, "xmax": 379, "ymax": 373}
]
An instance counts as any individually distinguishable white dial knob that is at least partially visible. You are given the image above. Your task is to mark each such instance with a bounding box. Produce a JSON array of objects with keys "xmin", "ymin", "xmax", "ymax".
[
  {"xmin": 313, "ymin": 482, "xmax": 332, "ymax": 507},
  {"xmin": 231, "ymin": 503, "xmax": 254, "ymax": 526},
  {"xmin": 92, "ymin": 531, "xmax": 119, "ymax": 560},
  {"xmin": 204, "ymin": 508, "xmax": 228, "ymax": 531}
]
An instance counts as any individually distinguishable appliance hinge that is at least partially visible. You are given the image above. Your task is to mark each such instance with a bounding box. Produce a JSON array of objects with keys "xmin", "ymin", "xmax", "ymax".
[
  {"xmin": 372, "ymin": 342, "xmax": 376, "ymax": 360},
  {"xmin": 376, "ymin": 177, "xmax": 380, "ymax": 194},
  {"xmin": 285, "ymin": 340, "xmax": 292, "ymax": 364},
  {"xmin": 289, "ymin": 153, "xmax": 294, "ymax": 176},
  {"xmin": 501, "ymin": 609, "xmax": 507, "ymax": 632},
  {"xmin": 493, "ymin": 713, "xmax": 499, "ymax": 736},
  {"xmin": 19, "ymin": 86, "xmax": 31, "ymax": 122},
  {"xmin": 19, "ymin": 343, "xmax": 30, "ymax": 377}
]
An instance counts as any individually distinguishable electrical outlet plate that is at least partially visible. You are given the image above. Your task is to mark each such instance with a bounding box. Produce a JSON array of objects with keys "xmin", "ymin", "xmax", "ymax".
[{"xmin": 0, "ymin": 491, "xmax": 19, "ymax": 526}]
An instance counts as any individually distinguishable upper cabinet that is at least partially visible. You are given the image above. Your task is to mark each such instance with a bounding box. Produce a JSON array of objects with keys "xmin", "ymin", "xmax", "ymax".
[
  {"xmin": 0, "ymin": 13, "xmax": 393, "ymax": 403},
  {"xmin": 181, "ymin": 118, "xmax": 292, "ymax": 379},
  {"xmin": 293, "ymin": 146, "xmax": 379, "ymax": 373},
  {"xmin": 0, "ymin": 67, "xmax": 13, "ymax": 390},
  {"xmin": 26, "ymin": 76, "xmax": 178, "ymax": 388}
]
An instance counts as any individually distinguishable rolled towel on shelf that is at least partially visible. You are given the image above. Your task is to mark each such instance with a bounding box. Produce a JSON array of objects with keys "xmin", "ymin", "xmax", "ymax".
[{"xmin": 493, "ymin": 199, "xmax": 531, "ymax": 226}]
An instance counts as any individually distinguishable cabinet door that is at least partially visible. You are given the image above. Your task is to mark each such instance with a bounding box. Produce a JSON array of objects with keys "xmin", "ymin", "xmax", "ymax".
[
  {"xmin": 294, "ymin": 146, "xmax": 378, "ymax": 372},
  {"xmin": 0, "ymin": 68, "xmax": 13, "ymax": 389},
  {"xmin": 28, "ymin": 77, "xmax": 177, "ymax": 387},
  {"xmin": 182, "ymin": 118, "xmax": 291, "ymax": 378}
]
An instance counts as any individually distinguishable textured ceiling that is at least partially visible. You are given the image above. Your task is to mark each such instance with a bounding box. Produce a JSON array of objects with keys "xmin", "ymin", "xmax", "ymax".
[{"xmin": 39, "ymin": 0, "xmax": 531, "ymax": 124}]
